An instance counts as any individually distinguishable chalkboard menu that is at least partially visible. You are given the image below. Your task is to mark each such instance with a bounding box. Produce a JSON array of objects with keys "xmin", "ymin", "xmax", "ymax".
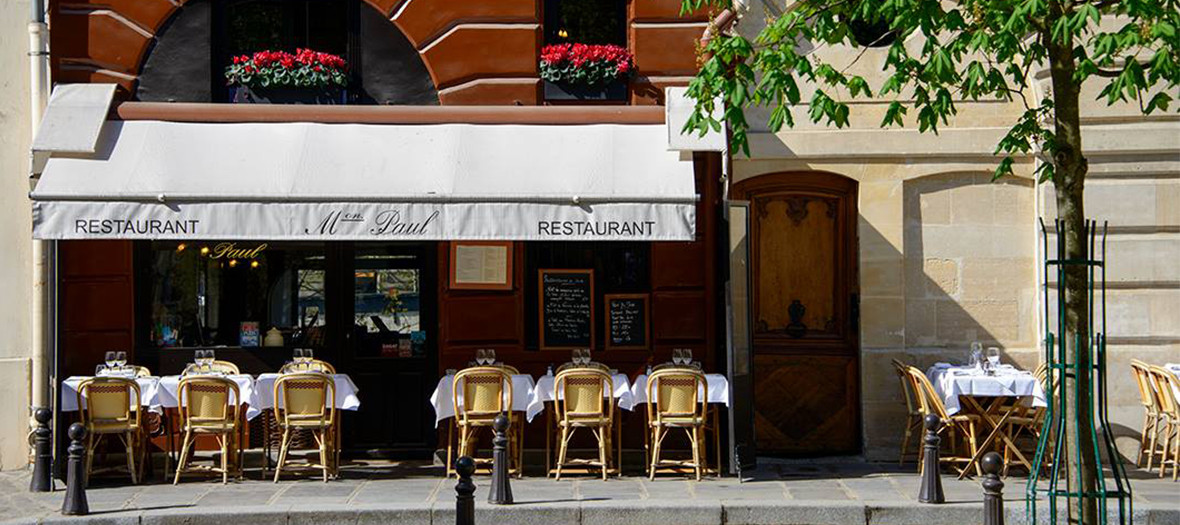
[
  {"xmin": 606, "ymin": 294, "xmax": 649, "ymax": 349},
  {"xmin": 538, "ymin": 269, "xmax": 595, "ymax": 350}
]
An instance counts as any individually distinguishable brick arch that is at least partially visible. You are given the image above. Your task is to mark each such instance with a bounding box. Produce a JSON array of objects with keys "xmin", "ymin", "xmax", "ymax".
[{"xmin": 49, "ymin": 0, "xmax": 706, "ymax": 105}]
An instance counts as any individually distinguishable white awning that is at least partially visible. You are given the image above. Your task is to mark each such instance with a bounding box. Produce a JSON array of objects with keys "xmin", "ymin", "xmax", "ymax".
[{"xmin": 31, "ymin": 120, "xmax": 697, "ymax": 241}]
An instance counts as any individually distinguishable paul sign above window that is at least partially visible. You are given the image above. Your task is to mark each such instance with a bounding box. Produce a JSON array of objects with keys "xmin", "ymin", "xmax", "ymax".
[
  {"xmin": 539, "ymin": 44, "xmax": 634, "ymax": 102},
  {"xmin": 225, "ymin": 49, "xmax": 350, "ymax": 105}
]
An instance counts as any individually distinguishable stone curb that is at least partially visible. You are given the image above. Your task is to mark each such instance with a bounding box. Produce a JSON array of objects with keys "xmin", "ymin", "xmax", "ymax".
[{"xmin": 6, "ymin": 500, "xmax": 1178, "ymax": 525}]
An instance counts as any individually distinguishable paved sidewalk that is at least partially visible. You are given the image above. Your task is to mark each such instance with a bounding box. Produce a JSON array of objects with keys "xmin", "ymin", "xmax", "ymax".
[{"xmin": 2, "ymin": 462, "xmax": 1176, "ymax": 524}]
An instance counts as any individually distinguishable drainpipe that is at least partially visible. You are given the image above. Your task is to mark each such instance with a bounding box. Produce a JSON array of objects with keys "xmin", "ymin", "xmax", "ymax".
[{"xmin": 29, "ymin": 0, "xmax": 51, "ymax": 433}]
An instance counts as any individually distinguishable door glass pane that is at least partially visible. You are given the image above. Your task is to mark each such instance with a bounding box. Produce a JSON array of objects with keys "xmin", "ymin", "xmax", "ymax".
[{"xmin": 353, "ymin": 253, "xmax": 422, "ymax": 358}]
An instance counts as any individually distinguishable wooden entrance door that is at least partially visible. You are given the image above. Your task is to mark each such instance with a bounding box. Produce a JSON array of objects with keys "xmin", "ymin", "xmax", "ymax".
[{"xmin": 733, "ymin": 172, "xmax": 860, "ymax": 456}]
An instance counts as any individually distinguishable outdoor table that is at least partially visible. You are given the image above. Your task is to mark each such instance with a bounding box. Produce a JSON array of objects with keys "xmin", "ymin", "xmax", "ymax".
[
  {"xmin": 156, "ymin": 374, "xmax": 258, "ymax": 417},
  {"xmin": 631, "ymin": 372, "xmax": 730, "ymax": 476},
  {"xmin": 926, "ymin": 363, "xmax": 1047, "ymax": 478},
  {"xmin": 526, "ymin": 371, "xmax": 634, "ymax": 475},
  {"xmin": 60, "ymin": 375, "xmax": 160, "ymax": 412},
  {"xmin": 526, "ymin": 372, "xmax": 634, "ymax": 421},
  {"xmin": 629, "ymin": 372, "xmax": 731, "ymax": 406},
  {"xmin": 254, "ymin": 373, "xmax": 361, "ymax": 413},
  {"xmin": 429, "ymin": 373, "xmax": 535, "ymax": 427}
]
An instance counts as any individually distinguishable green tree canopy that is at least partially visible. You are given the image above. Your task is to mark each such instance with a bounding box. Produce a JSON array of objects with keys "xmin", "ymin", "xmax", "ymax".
[{"xmin": 682, "ymin": 0, "xmax": 1178, "ymax": 182}]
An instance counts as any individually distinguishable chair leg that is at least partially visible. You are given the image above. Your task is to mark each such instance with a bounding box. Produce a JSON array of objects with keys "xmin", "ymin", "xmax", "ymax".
[
  {"xmin": 84, "ymin": 433, "xmax": 96, "ymax": 485},
  {"xmin": 1147, "ymin": 416, "xmax": 1160, "ymax": 471},
  {"xmin": 596, "ymin": 428, "xmax": 608, "ymax": 481},
  {"xmin": 274, "ymin": 429, "xmax": 291, "ymax": 483},
  {"xmin": 124, "ymin": 433, "xmax": 138, "ymax": 485},
  {"xmin": 173, "ymin": 432, "xmax": 193, "ymax": 485},
  {"xmin": 220, "ymin": 435, "xmax": 229, "ymax": 485},
  {"xmin": 318, "ymin": 430, "xmax": 329, "ymax": 483},
  {"xmin": 901, "ymin": 418, "xmax": 914, "ymax": 466},
  {"xmin": 446, "ymin": 420, "xmax": 455, "ymax": 478},
  {"xmin": 555, "ymin": 426, "xmax": 570, "ymax": 481},
  {"xmin": 690, "ymin": 427, "xmax": 701, "ymax": 482},
  {"xmin": 649, "ymin": 427, "xmax": 663, "ymax": 481},
  {"xmin": 1137, "ymin": 412, "xmax": 1150, "ymax": 467}
]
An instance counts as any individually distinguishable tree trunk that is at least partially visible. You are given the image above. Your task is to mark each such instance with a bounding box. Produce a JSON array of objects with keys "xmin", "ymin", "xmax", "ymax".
[{"xmin": 1045, "ymin": 21, "xmax": 1099, "ymax": 525}]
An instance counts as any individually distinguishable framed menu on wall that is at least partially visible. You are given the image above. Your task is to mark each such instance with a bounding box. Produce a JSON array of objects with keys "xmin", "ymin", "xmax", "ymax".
[
  {"xmin": 605, "ymin": 294, "xmax": 649, "ymax": 350},
  {"xmin": 449, "ymin": 241, "xmax": 512, "ymax": 290},
  {"xmin": 538, "ymin": 269, "xmax": 594, "ymax": 350}
]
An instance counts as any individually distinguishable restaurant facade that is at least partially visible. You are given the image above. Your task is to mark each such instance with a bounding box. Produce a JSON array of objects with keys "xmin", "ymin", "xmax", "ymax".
[{"xmin": 2, "ymin": 0, "xmax": 1178, "ymax": 473}]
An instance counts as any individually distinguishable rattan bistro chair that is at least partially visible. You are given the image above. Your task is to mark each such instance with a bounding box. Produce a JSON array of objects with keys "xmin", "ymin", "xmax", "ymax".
[
  {"xmin": 891, "ymin": 359, "xmax": 924, "ymax": 465},
  {"xmin": 450, "ymin": 366, "xmax": 521, "ymax": 477},
  {"xmin": 1131, "ymin": 360, "xmax": 1164, "ymax": 469},
  {"xmin": 1146, "ymin": 365, "xmax": 1180, "ymax": 480},
  {"xmin": 174, "ymin": 375, "xmax": 242, "ymax": 484},
  {"xmin": 76, "ymin": 377, "xmax": 144, "ymax": 485},
  {"xmin": 646, "ymin": 367, "xmax": 708, "ymax": 480},
  {"xmin": 553, "ymin": 367, "xmax": 615, "ymax": 480},
  {"xmin": 905, "ymin": 366, "xmax": 982, "ymax": 476},
  {"xmin": 273, "ymin": 373, "xmax": 337, "ymax": 482}
]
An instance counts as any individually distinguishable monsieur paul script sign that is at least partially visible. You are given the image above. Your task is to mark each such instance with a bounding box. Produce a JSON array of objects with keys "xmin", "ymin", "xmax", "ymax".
[{"xmin": 32, "ymin": 201, "xmax": 695, "ymax": 241}]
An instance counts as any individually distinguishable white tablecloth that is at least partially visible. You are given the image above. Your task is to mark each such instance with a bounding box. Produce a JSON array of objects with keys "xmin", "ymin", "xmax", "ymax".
[
  {"xmin": 630, "ymin": 373, "xmax": 730, "ymax": 407},
  {"xmin": 60, "ymin": 376, "xmax": 160, "ymax": 412},
  {"xmin": 926, "ymin": 363, "xmax": 1047, "ymax": 415},
  {"xmin": 429, "ymin": 373, "xmax": 535, "ymax": 428},
  {"xmin": 156, "ymin": 374, "xmax": 259, "ymax": 419},
  {"xmin": 525, "ymin": 372, "xmax": 634, "ymax": 422},
  {"xmin": 254, "ymin": 373, "xmax": 361, "ymax": 413}
]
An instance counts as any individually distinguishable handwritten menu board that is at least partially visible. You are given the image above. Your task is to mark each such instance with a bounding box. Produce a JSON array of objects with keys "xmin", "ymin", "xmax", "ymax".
[
  {"xmin": 539, "ymin": 269, "xmax": 594, "ymax": 350},
  {"xmin": 606, "ymin": 294, "xmax": 649, "ymax": 349}
]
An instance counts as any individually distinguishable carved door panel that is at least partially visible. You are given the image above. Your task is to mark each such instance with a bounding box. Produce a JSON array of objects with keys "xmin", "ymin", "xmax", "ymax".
[{"xmin": 735, "ymin": 173, "xmax": 860, "ymax": 456}]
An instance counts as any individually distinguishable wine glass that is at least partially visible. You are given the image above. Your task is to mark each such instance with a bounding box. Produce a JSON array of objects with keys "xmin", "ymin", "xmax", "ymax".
[
  {"xmin": 986, "ymin": 347, "xmax": 1002, "ymax": 374},
  {"xmin": 115, "ymin": 351, "xmax": 128, "ymax": 370},
  {"xmin": 105, "ymin": 351, "xmax": 117, "ymax": 369},
  {"xmin": 582, "ymin": 349, "xmax": 591, "ymax": 365},
  {"xmin": 95, "ymin": 364, "xmax": 108, "ymax": 376},
  {"xmin": 969, "ymin": 342, "xmax": 983, "ymax": 370},
  {"xmin": 673, "ymin": 349, "xmax": 686, "ymax": 366},
  {"xmin": 486, "ymin": 348, "xmax": 496, "ymax": 365},
  {"xmin": 476, "ymin": 349, "xmax": 487, "ymax": 366},
  {"xmin": 303, "ymin": 348, "xmax": 314, "ymax": 361}
]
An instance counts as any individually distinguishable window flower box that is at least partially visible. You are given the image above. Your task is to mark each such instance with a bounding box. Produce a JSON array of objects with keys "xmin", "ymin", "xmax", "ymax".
[
  {"xmin": 540, "ymin": 43, "xmax": 633, "ymax": 102},
  {"xmin": 228, "ymin": 85, "xmax": 347, "ymax": 104},
  {"xmin": 225, "ymin": 49, "xmax": 349, "ymax": 105},
  {"xmin": 542, "ymin": 79, "xmax": 627, "ymax": 101}
]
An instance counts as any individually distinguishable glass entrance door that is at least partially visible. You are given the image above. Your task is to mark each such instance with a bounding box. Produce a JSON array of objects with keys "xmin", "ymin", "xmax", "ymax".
[{"xmin": 339, "ymin": 243, "xmax": 437, "ymax": 457}]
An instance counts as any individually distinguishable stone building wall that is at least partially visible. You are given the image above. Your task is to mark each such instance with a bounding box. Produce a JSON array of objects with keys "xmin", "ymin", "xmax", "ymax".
[
  {"xmin": 732, "ymin": 2, "xmax": 1179, "ymax": 462},
  {"xmin": 0, "ymin": 0, "xmax": 34, "ymax": 470}
]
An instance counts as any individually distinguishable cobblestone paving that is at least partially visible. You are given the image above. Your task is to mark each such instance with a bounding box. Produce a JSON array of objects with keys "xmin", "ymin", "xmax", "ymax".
[{"xmin": 2, "ymin": 461, "xmax": 1176, "ymax": 524}]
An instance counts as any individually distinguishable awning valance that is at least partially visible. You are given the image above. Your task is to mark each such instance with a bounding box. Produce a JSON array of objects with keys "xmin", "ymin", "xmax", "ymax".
[{"xmin": 31, "ymin": 119, "xmax": 697, "ymax": 241}]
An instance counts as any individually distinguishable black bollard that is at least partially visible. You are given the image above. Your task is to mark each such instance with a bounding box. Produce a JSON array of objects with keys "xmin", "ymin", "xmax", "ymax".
[
  {"xmin": 61, "ymin": 423, "xmax": 88, "ymax": 516},
  {"xmin": 918, "ymin": 414, "xmax": 945, "ymax": 504},
  {"xmin": 30, "ymin": 408, "xmax": 53, "ymax": 492},
  {"xmin": 455, "ymin": 456, "xmax": 476, "ymax": 525},
  {"xmin": 488, "ymin": 413, "xmax": 513, "ymax": 505},
  {"xmin": 981, "ymin": 452, "xmax": 1005, "ymax": 525}
]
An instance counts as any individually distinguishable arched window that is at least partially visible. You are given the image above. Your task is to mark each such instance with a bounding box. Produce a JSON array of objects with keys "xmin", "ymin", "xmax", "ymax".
[
  {"xmin": 544, "ymin": 0, "xmax": 627, "ymax": 46},
  {"xmin": 219, "ymin": 0, "xmax": 353, "ymax": 67},
  {"xmin": 137, "ymin": 0, "xmax": 437, "ymax": 104}
]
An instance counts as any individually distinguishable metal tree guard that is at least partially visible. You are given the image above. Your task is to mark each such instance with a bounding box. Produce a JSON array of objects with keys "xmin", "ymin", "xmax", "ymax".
[{"xmin": 1027, "ymin": 219, "xmax": 1132, "ymax": 524}]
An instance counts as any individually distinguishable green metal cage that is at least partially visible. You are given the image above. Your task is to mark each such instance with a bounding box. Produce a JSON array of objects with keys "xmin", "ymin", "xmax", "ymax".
[{"xmin": 1027, "ymin": 219, "xmax": 1132, "ymax": 524}]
